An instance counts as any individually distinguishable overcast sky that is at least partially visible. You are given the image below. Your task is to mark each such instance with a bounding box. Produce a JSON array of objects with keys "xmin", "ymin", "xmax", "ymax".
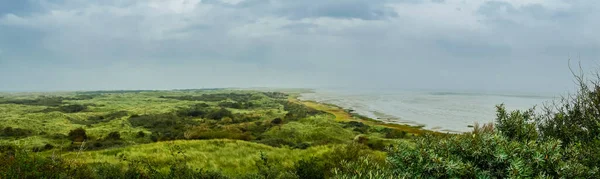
[{"xmin": 0, "ymin": 0, "xmax": 598, "ymax": 93}]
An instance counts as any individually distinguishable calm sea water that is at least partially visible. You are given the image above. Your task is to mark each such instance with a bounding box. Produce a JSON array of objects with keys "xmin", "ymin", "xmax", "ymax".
[{"xmin": 299, "ymin": 89, "xmax": 557, "ymax": 133}]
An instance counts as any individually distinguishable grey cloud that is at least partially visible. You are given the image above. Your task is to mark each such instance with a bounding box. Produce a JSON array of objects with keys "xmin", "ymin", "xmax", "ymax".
[
  {"xmin": 205, "ymin": 0, "xmax": 399, "ymax": 20},
  {"xmin": 278, "ymin": 1, "xmax": 398, "ymax": 20},
  {"xmin": 434, "ymin": 38, "xmax": 512, "ymax": 58},
  {"xmin": 0, "ymin": 0, "xmax": 599, "ymax": 93}
]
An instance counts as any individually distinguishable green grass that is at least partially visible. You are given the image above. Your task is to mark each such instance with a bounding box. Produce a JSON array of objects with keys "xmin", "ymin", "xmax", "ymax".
[
  {"xmin": 61, "ymin": 139, "xmax": 337, "ymax": 176},
  {"xmin": 0, "ymin": 89, "xmax": 405, "ymax": 177}
]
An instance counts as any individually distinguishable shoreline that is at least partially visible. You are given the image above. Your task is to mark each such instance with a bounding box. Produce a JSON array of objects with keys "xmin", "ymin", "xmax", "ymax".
[
  {"xmin": 289, "ymin": 94, "xmax": 440, "ymax": 135},
  {"xmin": 294, "ymin": 92, "xmax": 463, "ymax": 134}
]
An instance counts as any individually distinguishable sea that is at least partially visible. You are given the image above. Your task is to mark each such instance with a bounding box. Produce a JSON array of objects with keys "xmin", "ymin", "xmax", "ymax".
[{"xmin": 299, "ymin": 89, "xmax": 558, "ymax": 133}]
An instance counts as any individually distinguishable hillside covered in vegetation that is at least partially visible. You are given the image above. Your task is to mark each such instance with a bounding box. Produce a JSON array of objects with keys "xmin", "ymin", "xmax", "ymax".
[{"xmin": 1, "ymin": 77, "xmax": 600, "ymax": 178}]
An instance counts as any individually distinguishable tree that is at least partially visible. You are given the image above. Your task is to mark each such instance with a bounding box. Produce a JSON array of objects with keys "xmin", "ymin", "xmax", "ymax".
[
  {"xmin": 68, "ymin": 128, "xmax": 88, "ymax": 142},
  {"xmin": 105, "ymin": 132, "xmax": 121, "ymax": 140}
]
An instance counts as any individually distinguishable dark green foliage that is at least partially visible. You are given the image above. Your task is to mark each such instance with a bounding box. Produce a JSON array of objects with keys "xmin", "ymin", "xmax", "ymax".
[
  {"xmin": 91, "ymin": 111, "xmax": 128, "ymax": 121},
  {"xmin": 78, "ymin": 90, "xmax": 157, "ymax": 95},
  {"xmin": 232, "ymin": 113, "xmax": 262, "ymax": 123},
  {"xmin": 262, "ymin": 92, "xmax": 288, "ymax": 99},
  {"xmin": 388, "ymin": 128, "xmax": 597, "ymax": 178},
  {"xmin": 537, "ymin": 84, "xmax": 600, "ymax": 146},
  {"xmin": 205, "ymin": 108, "xmax": 234, "ymax": 120},
  {"xmin": 84, "ymin": 140, "xmax": 125, "ymax": 150},
  {"xmin": 253, "ymin": 152, "xmax": 297, "ymax": 179},
  {"xmin": 150, "ymin": 134, "xmax": 159, "ymax": 142},
  {"xmin": 382, "ymin": 70, "xmax": 600, "ymax": 178},
  {"xmin": 129, "ymin": 114, "xmax": 198, "ymax": 140},
  {"xmin": 330, "ymin": 156, "xmax": 394, "ymax": 178},
  {"xmin": 67, "ymin": 132, "xmax": 125, "ymax": 151},
  {"xmin": 0, "ymin": 144, "xmax": 15, "ymax": 153},
  {"xmin": 68, "ymin": 128, "xmax": 88, "ymax": 142},
  {"xmin": 137, "ymin": 131, "xmax": 146, "ymax": 138},
  {"xmin": 106, "ymin": 131, "xmax": 121, "ymax": 140},
  {"xmin": 532, "ymin": 76, "xmax": 600, "ymax": 171},
  {"xmin": 32, "ymin": 144, "xmax": 55, "ymax": 152},
  {"xmin": 0, "ymin": 96, "xmax": 65, "ymax": 106},
  {"xmin": 72, "ymin": 94, "xmax": 99, "ymax": 100},
  {"xmin": 281, "ymin": 101, "xmax": 324, "ymax": 120},
  {"xmin": 218, "ymin": 101, "xmax": 255, "ymax": 109},
  {"xmin": 295, "ymin": 157, "xmax": 326, "ymax": 179},
  {"xmin": 0, "ymin": 127, "xmax": 34, "ymax": 138},
  {"xmin": 241, "ymin": 121, "xmax": 272, "ymax": 137},
  {"xmin": 58, "ymin": 104, "xmax": 88, "ymax": 113},
  {"xmin": 342, "ymin": 121, "xmax": 370, "ymax": 133},
  {"xmin": 177, "ymin": 105, "xmax": 236, "ymax": 121},
  {"xmin": 49, "ymin": 133, "xmax": 68, "ymax": 140},
  {"xmin": 177, "ymin": 103, "xmax": 210, "ymax": 117},
  {"xmin": 161, "ymin": 93, "xmax": 256, "ymax": 102},
  {"xmin": 305, "ymin": 143, "xmax": 375, "ymax": 178},
  {"xmin": 490, "ymin": 73, "xmax": 600, "ymax": 172},
  {"xmin": 0, "ymin": 95, "xmax": 97, "ymax": 107},
  {"xmin": 382, "ymin": 128, "xmax": 407, "ymax": 139},
  {"xmin": 365, "ymin": 138, "xmax": 389, "ymax": 151},
  {"xmin": 1, "ymin": 150, "xmax": 93, "ymax": 178},
  {"xmin": 495, "ymin": 104, "xmax": 538, "ymax": 142},
  {"xmin": 271, "ymin": 118, "xmax": 283, "ymax": 125}
]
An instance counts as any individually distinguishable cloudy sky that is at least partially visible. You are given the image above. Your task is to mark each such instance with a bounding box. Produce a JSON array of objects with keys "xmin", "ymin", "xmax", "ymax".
[{"xmin": 0, "ymin": 0, "xmax": 598, "ymax": 93}]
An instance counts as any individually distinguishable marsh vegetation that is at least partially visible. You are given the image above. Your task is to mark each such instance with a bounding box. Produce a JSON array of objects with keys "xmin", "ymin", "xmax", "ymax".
[{"xmin": 1, "ymin": 76, "xmax": 599, "ymax": 178}]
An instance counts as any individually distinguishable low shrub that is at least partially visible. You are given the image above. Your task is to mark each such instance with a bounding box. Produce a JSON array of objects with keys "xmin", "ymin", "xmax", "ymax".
[
  {"xmin": 58, "ymin": 104, "xmax": 88, "ymax": 113},
  {"xmin": 382, "ymin": 128, "xmax": 407, "ymax": 139},
  {"xmin": 32, "ymin": 144, "xmax": 54, "ymax": 152},
  {"xmin": 0, "ymin": 127, "xmax": 34, "ymax": 138},
  {"xmin": 68, "ymin": 128, "xmax": 88, "ymax": 142},
  {"xmin": 129, "ymin": 113, "xmax": 198, "ymax": 140},
  {"xmin": 105, "ymin": 131, "xmax": 121, "ymax": 140}
]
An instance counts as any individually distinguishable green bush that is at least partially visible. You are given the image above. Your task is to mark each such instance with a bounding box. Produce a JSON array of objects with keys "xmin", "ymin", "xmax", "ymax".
[
  {"xmin": 536, "ymin": 77, "xmax": 600, "ymax": 146},
  {"xmin": 68, "ymin": 128, "xmax": 88, "ymax": 142},
  {"xmin": 281, "ymin": 102, "xmax": 324, "ymax": 121},
  {"xmin": 136, "ymin": 131, "xmax": 146, "ymax": 138},
  {"xmin": 32, "ymin": 144, "xmax": 54, "ymax": 152},
  {"xmin": 331, "ymin": 156, "xmax": 395, "ymax": 179},
  {"xmin": 387, "ymin": 129, "xmax": 597, "ymax": 178},
  {"xmin": 382, "ymin": 128, "xmax": 407, "ymax": 139},
  {"xmin": 0, "ymin": 96, "xmax": 65, "ymax": 107},
  {"xmin": 342, "ymin": 121, "xmax": 370, "ymax": 133},
  {"xmin": 0, "ymin": 127, "xmax": 34, "ymax": 138},
  {"xmin": 129, "ymin": 113, "xmax": 198, "ymax": 140},
  {"xmin": 106, "ymin": 131, "xmax": 121, "ymax": 140},
  {"xmin": 295, "ymin": 157, "xmax": 326, "ymax": 179},
  {"xmin": 177, "ymin": 103, "xmax": 210, "ymax": 117},
  {"xmin": 495, "ymin": 104, "xmax": 537, "ymax": 142},
  {"xmin": 58, "ymin": 104, "xmax": 88, "ymax": 113},
  {"xmin": 262, "ymin": 92, "xmax": 288, "ymax": 99},
  {"xmin": 219, "ymin": 101, "xmax": 255, "ymax": 109},
  {"xmin": 205, "ymin": 108, "xmax": 234, "ymax": 120}
]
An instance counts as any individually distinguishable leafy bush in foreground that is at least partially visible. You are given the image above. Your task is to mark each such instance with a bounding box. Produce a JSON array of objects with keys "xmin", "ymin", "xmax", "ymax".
[
  {"xmin": 1, "ymin": 149, "xmax": 229, "ymax": 179},
  {"xmin": 388, "ymin": 129, "xmax": 595, "ymax": 178}
]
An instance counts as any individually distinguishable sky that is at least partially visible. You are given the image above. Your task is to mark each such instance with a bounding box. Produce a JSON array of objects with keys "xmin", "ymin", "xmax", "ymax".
[{"xmin": 0, "ymin": 0, "xmax": 598, "ymax": 93}]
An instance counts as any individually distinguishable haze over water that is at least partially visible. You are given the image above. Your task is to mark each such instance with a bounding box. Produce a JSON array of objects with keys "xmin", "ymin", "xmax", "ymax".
[{"xmin": 300, "ymin": 89, "xmax": 557, "ymax": 133}]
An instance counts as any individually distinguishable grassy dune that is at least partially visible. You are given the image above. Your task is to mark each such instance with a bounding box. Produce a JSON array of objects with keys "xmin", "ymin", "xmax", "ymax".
[
  {"xmin": 1, "ymin": 89, "xmax": 403, "ymax": 178},
  {"xmin": 291, "ymin": 98, "xmax": 431, "ymax": 135},
  {"xmin": 62, "ymin": 139, "xmax": 339, "ymax": 175}
]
